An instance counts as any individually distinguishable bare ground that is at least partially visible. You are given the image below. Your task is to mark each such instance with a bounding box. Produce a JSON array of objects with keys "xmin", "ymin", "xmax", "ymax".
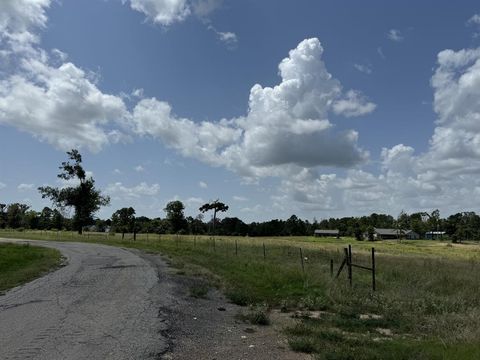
[{"xmin": 138, "ymin": 251, "xmax": 311, "ymax": 360}]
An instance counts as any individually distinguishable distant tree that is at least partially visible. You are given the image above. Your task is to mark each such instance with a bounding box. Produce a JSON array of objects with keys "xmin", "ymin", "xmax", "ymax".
[
  {"xmin": 199, "ymin": 200, "xmax": 229, "ymax": 235},
  {"xmin": 111, "ymin": 207, "xmax": 136, "ymax": 238},
  {"xmin": 24, "ymin": 210, "xmax": 40, "ymax": 229},
  {"xmin": 367, "ymin": 226, "xmax": 375, "ymax": 241},
  {"xmin": 164, "ymin": 200, "xmax": 187, "ymax": 233},
  {"xmin": 39, "ymin": 207, "xmax": 53, "ymax": 230},
  {"xmin": 38, "ymin": 149, "xmax": 110, "ymax": 234},
  {"xmin": 284, "ymin": 215, "xmax": 306, "ymax": 236},
  {"xmin": 354, "ymin": 221, "xmax": 364, "ymax": 241},
  {"xmin": 0, "ymin": 204, "xmax": 7, "ymax": 228},
  {"xmin": 51, "ymin": 209, "xmax": 65, "ymax": 230},
  {"xmin": 219, "ymin": 217, "xmax": 248, "ymax": 236},
  {"xmin": 6, "ymin": 203, "xmax": 30, "ymax": 228}
]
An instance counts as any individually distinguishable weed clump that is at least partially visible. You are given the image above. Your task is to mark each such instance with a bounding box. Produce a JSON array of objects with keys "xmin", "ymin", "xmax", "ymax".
[{"xmin": 237, "ymin": 305, "xmax": 270, "ymax": 325}]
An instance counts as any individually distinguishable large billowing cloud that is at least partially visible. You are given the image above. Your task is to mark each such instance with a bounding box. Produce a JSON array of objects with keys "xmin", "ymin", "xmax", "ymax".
[
  {"xmin": 0, "ymin": 58, "xmax": 129, "ymax": 152},
  {"xmin": 278, "ymin": 46, "xmax": 480, "ymax": 217},
  {"xmin": 0, "ymin": 0, "xmax": 130, "ymax": 152},
  {"xmin": 132, "ymin": 38, "xmax": 374, "ymax": 178}
]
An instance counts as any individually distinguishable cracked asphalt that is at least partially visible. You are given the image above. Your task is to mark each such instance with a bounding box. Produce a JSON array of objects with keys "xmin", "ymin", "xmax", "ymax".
[{"xmin": 0, "ymin": 239, "xmax": 173, "ymax": 360}]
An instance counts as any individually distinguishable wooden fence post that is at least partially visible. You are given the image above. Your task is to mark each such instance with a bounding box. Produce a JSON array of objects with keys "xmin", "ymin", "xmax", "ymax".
[
  {"xmin": 299, "ymin": 248, "xmax": 305, "ymax": 274},
  {"xmin": 330, "ymin": 259, "xmax": 334, "ymax": 278},
  {"xmin": 235, "ymin": 239, "xmax": 238, "ymax": 256},
  {"xmin": 348, "ymin": 245, "xmax": 352, "ymax": 287},
  {"xmin": 263, "ymin": 243, "xmax": 266, "ymax": 260},
  {"xmin": 372, "ymin": 247, "xmax": 376, "ymax": 291}
]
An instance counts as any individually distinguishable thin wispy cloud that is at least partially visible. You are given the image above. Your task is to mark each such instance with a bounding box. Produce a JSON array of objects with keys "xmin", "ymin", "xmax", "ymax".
[
  {"xmin": 17, "ymin": 183, "xmax": 34, "ymax": 191},
  {"xmin": 387, "ymin": 29, "xmax": 404, "ymax": 42},
  {"xmin": 208, "ymin": 25, "xmax": 238, "ymax": 49},
  {"xmin": 354, "ymin": 63, "xmax": 372, "ymax": 74},
  {"xmin": 467, "ymin": 14, "xmax": 480, "ymax": 25},
  {"xmin": 377, "ymin": 47, "xmax": 386, "ymax": 59}
]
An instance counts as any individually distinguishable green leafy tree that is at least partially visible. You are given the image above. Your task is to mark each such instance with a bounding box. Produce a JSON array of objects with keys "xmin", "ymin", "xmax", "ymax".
[
  {"xmin": 164, "ymin": 200, "xmax": 187, "ymax": 233},
  {"xmin": 199, "ymin": 200, "xmax": 229, "ymax": 235},
  {"xmin": 111, "ymin": 207, "xmax": 136, "ymax": 238},
  {"xmin": 39, "ymin": 207, "xmax": 53, "ymax": 230},
  {"xmin": 0, "ymin": 204, "xmax": 6, "ymax": 229},
  {"xmin": 24, "ymin": 210, "xmax": 40, "ymax": 229},
  {"xmin": 354, "ymin": 221, "xmax": 364, "ymax": 241},
  {"xmin": 367, "ymin": 226, "xmax": 375, "ymax": 241},
  {"xmin": 7, "ymin": 203, "xmax": 30, "ymax": 228},
  {"xmin": 51, "ymin": 209, "xmax": 65, "ymax": 230},
  {"xmin": 38, "ymin": 149, "xmax": 110, "ymax": 234}
]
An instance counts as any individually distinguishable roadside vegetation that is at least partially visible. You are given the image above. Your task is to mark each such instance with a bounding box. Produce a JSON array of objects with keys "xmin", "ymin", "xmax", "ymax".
[
  {"xmin": 0, "ymin": 242, "xmax": 62, "ymax": 294},
  {"xmin": 1, "ymin": 230, "xmax": 479, "ymax": 359}
]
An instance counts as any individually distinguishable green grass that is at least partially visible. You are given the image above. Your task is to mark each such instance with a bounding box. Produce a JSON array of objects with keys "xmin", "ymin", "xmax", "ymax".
[
  {"xmin": 0, "ymin": 242, "xmax": 63, "ymax": 293},
  {"xmin": 1, "ymin": 229, "xmax": 480, "ymax": 359}
]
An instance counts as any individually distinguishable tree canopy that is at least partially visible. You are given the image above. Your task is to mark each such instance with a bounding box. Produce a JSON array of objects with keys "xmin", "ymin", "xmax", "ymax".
[
  {"xmin": 38, "ymin": 149, "xmax": 110, "ymax": 234},
  {"xmin": 111, "ymin": 207, "xmax": 136, "ymax": 236},
  {"xmin": 164, "ymin": 200, "xmax": 187, "ymax": 233},
  {"xmin": 199, "ymin": 200, "xmax": 229, "ymax": 234}
]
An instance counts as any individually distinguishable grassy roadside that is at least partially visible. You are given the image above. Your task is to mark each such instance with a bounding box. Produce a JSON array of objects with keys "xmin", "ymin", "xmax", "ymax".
[
  {"xmin": 0, "ymin": 242, "xmax": 63, "ymax": 294},
  {"xmin": 1, "ymin": 230, "xmax": 480, "ymax": 359}
]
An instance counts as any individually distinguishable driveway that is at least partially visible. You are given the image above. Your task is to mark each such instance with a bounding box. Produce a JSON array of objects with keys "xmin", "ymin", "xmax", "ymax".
[{"xmin": 0, "ymin": 239, "xmax": 172, "ymax": 360}]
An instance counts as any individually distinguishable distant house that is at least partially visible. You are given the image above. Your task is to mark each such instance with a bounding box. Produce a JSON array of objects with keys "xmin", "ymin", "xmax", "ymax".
[
  {"xmin": 373, "ymin": 228, "xmax": 420, "ymax": 240},
  {"xmin": 374, "ymin": 228, "xmax": 403, "ymax": 240},
  {"xmin": 404, "ymin": 230, "xmax": 420, "ymax": 240},
  {"xmin": 314, "ymin": 229, "xmax": 340, "ymax": 238},
  {"xmin": 425, "ymin": 231, "xmax": 446, "ymax": 240}
]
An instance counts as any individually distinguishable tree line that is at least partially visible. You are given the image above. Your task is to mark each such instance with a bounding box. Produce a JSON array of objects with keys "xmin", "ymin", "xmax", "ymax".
[
  {"xmin": 2, "ymin": 200, "xmax": 480, "ymax": 241},
  {"xmin": 2, "ymin": 150, "xmax": 480, "ymax": 241}
]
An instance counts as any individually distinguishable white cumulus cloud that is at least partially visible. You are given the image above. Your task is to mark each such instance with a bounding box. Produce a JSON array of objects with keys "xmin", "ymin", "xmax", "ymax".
[
  {"xmin": 0, "ymin": 1, "xmax": 131, "ymax": 153},
  {"xmin": 125, "ymin": 0, "xmax": 191, "ymax": 26},
  {"xmin": 131, "ymin": 38, "xmax": 374, "ymax": 179},
  {"xmin": 0, "ymin": 58, "xmax": 130, "ymax": 152},
  {"xmin": 106, "ymin": 182, "xmax": 160, "ymax": 199}
]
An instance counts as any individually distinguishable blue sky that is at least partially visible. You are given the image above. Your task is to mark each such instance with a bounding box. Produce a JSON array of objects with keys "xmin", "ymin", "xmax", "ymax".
[{"xmin": 1, "ymin": 0, "xmax": 480, "ymax": 222}]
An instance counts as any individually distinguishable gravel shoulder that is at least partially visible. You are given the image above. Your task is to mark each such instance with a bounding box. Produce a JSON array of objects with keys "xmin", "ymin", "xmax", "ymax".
[{"xmin": 140, "ymin": 252, "xmax": 311, "ymax": 360}]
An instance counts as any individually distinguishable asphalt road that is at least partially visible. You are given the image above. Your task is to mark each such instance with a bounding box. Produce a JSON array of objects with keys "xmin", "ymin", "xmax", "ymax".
[{"xmin": 0, "ymin": 239, "xmax": 171, "ymax": 360}]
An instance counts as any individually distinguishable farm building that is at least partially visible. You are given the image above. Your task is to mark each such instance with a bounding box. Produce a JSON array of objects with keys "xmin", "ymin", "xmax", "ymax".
[
  {"xmin": 425, "ymin": 231, "xmax": 446, "ymax": 240},
  {"xmin": 314, "ymin": 229, "xmax": 340, "ymax": 238},
  {"xmin": 373, "ymin": 228, "xmax": 402, "ymax": 240},
  {"xmin": 404, "ymin": 230, "xmax": 420, "ymax": 240},
  {"xmin": 373, "ymin": 228, "xmax": 420, "ymax": 240}
]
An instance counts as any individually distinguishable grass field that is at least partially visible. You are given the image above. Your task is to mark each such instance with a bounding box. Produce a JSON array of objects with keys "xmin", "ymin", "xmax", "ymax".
[
  {"xmin": 0, "ymin": 242, "xmax": 62, "ymax": 294},
  {"xmin": 1, "ymin": 229, "xmax": 479, "ymax": 359}
]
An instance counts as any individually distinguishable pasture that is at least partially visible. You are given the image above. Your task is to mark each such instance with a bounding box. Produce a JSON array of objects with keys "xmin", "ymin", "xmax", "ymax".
[{"xmin": 1, "ymin": 229, "xmax": 479, "ymax": 359}]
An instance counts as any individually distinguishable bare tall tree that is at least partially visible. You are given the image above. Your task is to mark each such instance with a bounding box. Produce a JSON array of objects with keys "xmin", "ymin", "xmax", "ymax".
[{"xmin": 199, "ymin": 200, "xmax": 229, "ymax": 235}]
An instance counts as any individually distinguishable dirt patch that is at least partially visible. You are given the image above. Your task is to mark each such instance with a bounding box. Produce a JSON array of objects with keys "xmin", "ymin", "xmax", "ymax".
[{"xmin": 138, "ymin": 252, "xmax": 310, "ymax": 360}]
